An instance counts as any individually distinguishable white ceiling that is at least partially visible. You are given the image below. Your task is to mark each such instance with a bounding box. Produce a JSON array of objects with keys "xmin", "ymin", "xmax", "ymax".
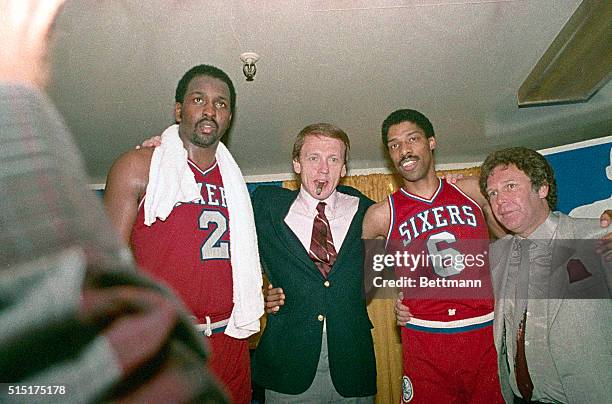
[{"xmin": 47, "ymin": 0, "xmax": 612, "ymax": 184}]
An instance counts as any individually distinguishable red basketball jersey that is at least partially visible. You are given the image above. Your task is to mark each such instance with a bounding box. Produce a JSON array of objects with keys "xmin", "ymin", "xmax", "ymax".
[
  {"xmin": 131, "ymin": 160, "xmax": 233, "ymax": 323},
  {"xmin": 387, "ymin": 178, "xmax": 493, "ymax": 321}
]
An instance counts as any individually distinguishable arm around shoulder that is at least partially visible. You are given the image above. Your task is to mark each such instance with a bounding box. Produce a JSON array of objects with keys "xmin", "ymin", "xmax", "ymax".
[{"xmin": 103, "ymin": 149, "xmax": 152, "ymax": 244}]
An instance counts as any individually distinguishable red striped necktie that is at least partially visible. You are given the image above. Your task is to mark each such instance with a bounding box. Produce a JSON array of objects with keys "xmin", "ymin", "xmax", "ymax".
[{"xmin": 308, "ymin": 202, "xmax": 337, "ymax": 278}]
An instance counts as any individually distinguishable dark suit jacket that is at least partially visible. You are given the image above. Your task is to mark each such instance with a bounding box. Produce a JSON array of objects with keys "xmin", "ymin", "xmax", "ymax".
[{"xmin": 251, "ymin": 185, "xmax": 377, "ymax": 397}]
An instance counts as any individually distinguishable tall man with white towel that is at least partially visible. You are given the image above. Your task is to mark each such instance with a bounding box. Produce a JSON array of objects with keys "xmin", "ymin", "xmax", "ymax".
[{"xmin": 104, "ymin": 64, "xmax": 263, "ymax": 404}]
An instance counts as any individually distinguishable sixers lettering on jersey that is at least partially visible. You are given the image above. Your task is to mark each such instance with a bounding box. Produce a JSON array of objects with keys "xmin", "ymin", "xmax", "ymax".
[
  {"xmin": 387, "ymin": 178, "xmax": 493, "ymax": 321},
  {"xmin": 397, "ymin": 204, "xmax": 477, "ymax": 245},
  {"xmin": 131, "ymin": 160, "xmax": 233, "ymax": 323}
]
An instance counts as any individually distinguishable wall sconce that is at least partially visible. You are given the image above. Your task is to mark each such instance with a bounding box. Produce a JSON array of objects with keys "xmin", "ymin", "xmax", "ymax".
[{"xmin": 240, "ymin": 52, "xmax": 259, "ymax": 81}]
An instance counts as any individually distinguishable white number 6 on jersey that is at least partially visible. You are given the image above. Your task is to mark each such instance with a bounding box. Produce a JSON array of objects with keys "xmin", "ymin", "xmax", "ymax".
[{"xmin": 427, "ymin": 231, "xmax": 463, "ymax": 277}]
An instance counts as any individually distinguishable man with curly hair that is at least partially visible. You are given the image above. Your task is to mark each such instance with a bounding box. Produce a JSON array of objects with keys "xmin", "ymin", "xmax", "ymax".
[{"xmin": 480, "ymin": 147, "xmax": 611, "ymax": 404}]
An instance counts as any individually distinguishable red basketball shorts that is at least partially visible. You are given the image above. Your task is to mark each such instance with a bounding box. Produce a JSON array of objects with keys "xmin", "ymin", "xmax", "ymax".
[
  {"xmin": 400, "ymin": 322, "xmax": 503, "ymax": 403},
  {"xmin": 208, "ymin": 333, "xmax": 251, "ymax": 404}
]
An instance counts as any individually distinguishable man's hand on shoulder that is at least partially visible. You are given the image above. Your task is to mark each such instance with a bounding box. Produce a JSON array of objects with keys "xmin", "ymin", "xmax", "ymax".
[
  {"xmin": 440, "ymin": 172, "xmax": 464, "ymax": 184},
  {"xmin": 135, "ymin": 135, "xmax": 162, "ymax": 150},
  {"xmin": 599, "ymin": 210, "xmax": 611, "ymax": 227},
  {"xmin": 597, "ymin": 209, "xmax": 612, "ymax": 261}
]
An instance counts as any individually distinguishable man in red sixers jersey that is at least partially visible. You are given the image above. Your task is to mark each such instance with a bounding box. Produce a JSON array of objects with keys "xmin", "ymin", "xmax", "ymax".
[
  {"xmin": 104, "ymin": 65, "xmax": 253, "ymax": 404},
  {"xmin": 363, "ymin": 109, "xmax": 505, "ymax": 403}
]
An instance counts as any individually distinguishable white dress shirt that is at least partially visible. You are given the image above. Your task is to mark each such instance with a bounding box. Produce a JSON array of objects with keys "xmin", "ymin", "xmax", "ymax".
[{"xmin": 284, "ymin": 186, "xmax": 359, "ymax": 252}]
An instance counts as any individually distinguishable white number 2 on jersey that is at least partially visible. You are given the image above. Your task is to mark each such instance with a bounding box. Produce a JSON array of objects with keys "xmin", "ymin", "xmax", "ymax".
[
  {"xmin": 426, "ymin": 231, "xmax": 463, "ymax": 277},
  {"xmin": 199, "ymin": 210, "xmax": 230, "ymax": 260}
]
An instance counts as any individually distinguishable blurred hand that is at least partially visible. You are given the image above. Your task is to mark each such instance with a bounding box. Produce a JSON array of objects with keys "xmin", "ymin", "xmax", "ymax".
[
  {"xmin": 79, "ymin": 285, "xmax": 227, "ymax": 402},
  {"xmin": 599, "ymin": 210, "xmax": 611, "ymax": 228},
  {"xmin": 78, "ymin": 285, "xmax": 179, "ymax": 375},
  {"xmin": 0, "ymin": 0, "xmax": 66, "ymax": 88},
  {"xmin": 597, "ymin": 210, "xmax": 612, "ymax": 261}
]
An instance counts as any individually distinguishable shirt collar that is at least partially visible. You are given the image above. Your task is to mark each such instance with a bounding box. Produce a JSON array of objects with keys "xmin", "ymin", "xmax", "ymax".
[
  {"xmin": 296, "ymin": 185, "xmax": 338, "ymax": 217},
  {"xmin": 515, "ymin": 211, "xmax": 559, "ymax": 248}
]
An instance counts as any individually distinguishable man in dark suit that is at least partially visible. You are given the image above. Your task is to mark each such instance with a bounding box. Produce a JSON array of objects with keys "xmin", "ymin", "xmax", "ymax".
[{"xmin": 251, "ymin": 123, "xmax": 376, "ymax": 403}]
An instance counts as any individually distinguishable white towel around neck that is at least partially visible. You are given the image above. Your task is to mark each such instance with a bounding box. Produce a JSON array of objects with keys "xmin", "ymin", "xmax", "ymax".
[{"xmin": 144, "ymin": 124, "xmax": 263, "ymax": 338}]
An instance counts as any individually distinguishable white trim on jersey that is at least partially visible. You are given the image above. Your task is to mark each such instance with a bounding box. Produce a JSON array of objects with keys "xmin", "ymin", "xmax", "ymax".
[
  {"xmin": 408, "ymin": 311, "xmax": 494, "ymax": 329},
  {"xmin": 187, "ymin": 159, "xmax": 218, "ymax": 177},
  {"xmin": 385, "ymin": 194, "xmax": 395, "ymax": 250},
  {"xmin": 399, "ymin": 178, "xmax": 443, "ymax": 204}
]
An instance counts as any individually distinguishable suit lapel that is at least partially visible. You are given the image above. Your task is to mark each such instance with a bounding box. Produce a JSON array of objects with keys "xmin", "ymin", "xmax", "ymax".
[
  {"xmin": 268, "ymin": 191, "xmax": 323, "ymax": 277},
  {"xmin": 329, "ymin": 202, "xmax": 361, "ymax": 272},
  {"xmin": 547, "ymin": 223, "xmax": 571, "ymax": 329},
  {"xmin": 493, "ymin": 239, "xmax": 513, "ymax": 353},
  {"xmin": 491, "ymin": 239, "xmax": 514, "ymax": 399},
  {"xmin": 544, "ymin": 214, "xmax": 573, "ymax": 329}
]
